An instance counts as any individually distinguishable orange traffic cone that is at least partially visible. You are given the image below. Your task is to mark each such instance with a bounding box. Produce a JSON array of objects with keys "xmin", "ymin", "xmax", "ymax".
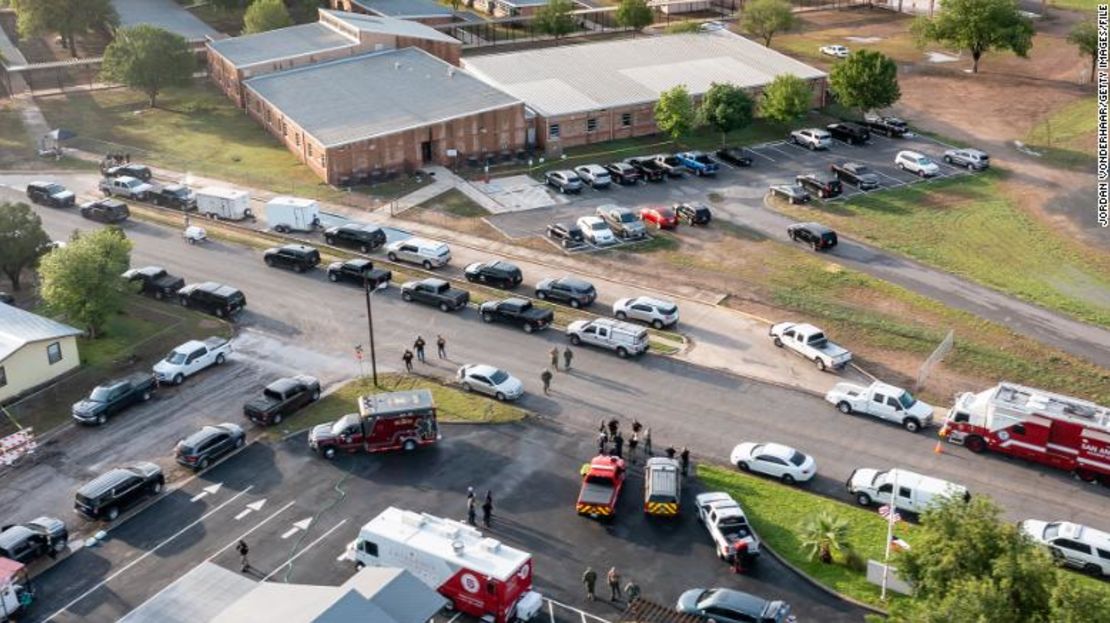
[{"xmin": 933, "ymin": 440, "xmax": 944, "ymax": 455}]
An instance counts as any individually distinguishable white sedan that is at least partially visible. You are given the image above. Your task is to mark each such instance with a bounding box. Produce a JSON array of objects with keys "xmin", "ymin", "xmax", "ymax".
[
  {"xmin": 820, "ymin": 45, "xmax": 850, "ymax": 58},
  {"xmin": 576, "ymin": 216, "xmax": 616, "ymax": 246},
  {"xmin": 457, "ymin": 364, "xmax": 524, "ymax": 401},
  {"xmin": 729, "ymin": 442, "xmax": 816, "ymax": 484}
]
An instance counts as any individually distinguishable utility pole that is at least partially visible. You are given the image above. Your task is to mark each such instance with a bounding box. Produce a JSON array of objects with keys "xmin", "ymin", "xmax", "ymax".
[{"xmin": 363, "ymin": 277, "xmax": 379, "ymax": 387}]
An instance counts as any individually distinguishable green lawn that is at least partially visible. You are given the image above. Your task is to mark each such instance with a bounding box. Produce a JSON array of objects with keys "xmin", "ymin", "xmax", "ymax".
[
  {"xmin": 770, "ymin": 171, "xmax": 1110, "ymax": 329},
  {"xmin": 416, "ymin": 188, "xmax": 490, "ymax": 217},
  {"xmin": 1025, "ymin": 96, "xmax": 1096, "ymax": 170},
  {"xmin": 1049, "ymin": 0, "xmax": 1100, "ymax": 10},
  {"xmin": 0, "ymin": 102, "xmax": 34, "ymax": 167}
]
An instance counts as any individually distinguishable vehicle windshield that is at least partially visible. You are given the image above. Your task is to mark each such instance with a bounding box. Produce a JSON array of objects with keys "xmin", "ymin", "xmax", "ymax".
[
  {"xmin": 89, "ymin": 386, "xmax": 114, "ymax": 402},
  {"xmin": 331, "ymin": 414, "xmax": 359, "ymax": 436},
  {"xmin": 619, "ymin": 213, "xmax": 637, "ymax": 223},
  {"xmin": 585, "ymin": 475, "xmax": 613, "ymax": 486},
  {"xmin": 125, "ymin": 179, "xmax": 141, "ymax": 188},
  {"xmin": 663, "ymin": 157, "xmax": 679, "ymax": 165},
  {"xmin": 1043, "ymin": 522, "xmax": 1061, "ymax": 540},
  {"xmin": 45, "ymin": 183, "xmax": 66, "ymax": 194},
  {"xmin": 489, "ymin": 369, "xmax": 509, "ymax": 385},
  {"xmin": 897, "ymin": 391, "xmax": 918, "ymax": 409},
  {"xmin": 166, "ymin": 350, "xmax": 187, "ymax": 364},
  {"xmin": 695, "ymin": 155, "xmax": 711, "ymax": 163},
  {"xmin": 659, "ymin": 305, "xmax": 678, "ymax": 315},
  {"xmin": 169, "ymin": 188, "xmax": 189, "ymax": 198},
  {"xmin": 916, "ymin": 157, "xmax": 931, "ymax": 165},
  {"xmin": 590, "ymin": 222, "xmax": 607, "ymax": 231},
  {"xmin": 855, "ymin": 166, "xmax": 872, "ymax": 174},
  {"xmin": 658, "ymin": 208, "xmax": 675, "ymax": 219},
  {"xmin": 788, "ymin": 450, "xmax": 807, "ymax": 467}
]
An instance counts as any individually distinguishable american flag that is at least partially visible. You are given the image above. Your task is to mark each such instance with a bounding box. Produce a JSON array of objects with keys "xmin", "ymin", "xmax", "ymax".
[{"xmin": 878, "ymin": 505, "xmax": 902, "ymax": 523}]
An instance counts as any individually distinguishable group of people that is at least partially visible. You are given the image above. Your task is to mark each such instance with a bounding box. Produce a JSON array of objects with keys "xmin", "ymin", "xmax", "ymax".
[
  {"xmin": 402, "ymin": 335, "xmax": 448, "ymax": 372},
  {"xmin": 466, "ymin": 486, "xmax": 495, "ymax": 528},
  {"xmin": 98, "ymin": 152, "xmax": 130, "ymax": 173},
  {"xmin": 581, "ymin": 566, "xmax": 640, "ymax": 604},
  {"xmin": 597, "ymin": 418, "xmax": 651, "ymax": 463},
  {"xmin": 540, "ymin": 346, "xmax": 574, "ymax": 395}
]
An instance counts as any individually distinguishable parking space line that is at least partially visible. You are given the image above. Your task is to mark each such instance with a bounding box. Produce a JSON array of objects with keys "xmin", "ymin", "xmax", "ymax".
[
  {"xmin": 748, "ymin": 148, "xmax": 777, "ymax": 163},
  {"xmin": 44, "ymin": 486, "xmax": 255, "ymax": 621},
  {"xmin": 261, "ymin": 518, "xmax": 349, "ymax": 582},
  {"xmin": 548, "ymin": 600, "xmax": 556, "ymax": 623},
  {"xmin": 444, "ymin": 613, "xmax": 462, "ymax": 623}
]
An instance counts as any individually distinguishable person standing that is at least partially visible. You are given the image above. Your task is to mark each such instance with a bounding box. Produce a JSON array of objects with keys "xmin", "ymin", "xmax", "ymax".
[
  {"xmin": 606, "ymin": 567, "xmax": 622, "ymax": 601},
  {"xmin": 436, "ymin": 335, "xmax": 447, "ymax": 359},
  {"xmin": 680, "ymin": 447, "xmax": 690, "ymax": 477},
  {"xmin": 582, "ymin": 567, "xmax": 598, "ymax": 602},
  {"xmin": 665, "ymin": 446, "xmax": 676, "ymax": 459},
  {"xmin": 414, "ymin": 336, "xmax": 426, "ymax": 363},
  {"xmin": 631, "ymin": 419, "xmax": 642, "ymax": 436},
  {"xmin": 597, "ymin": 431, "xmax": 608, "ymax": 454},
  {"xmin": 628, "ymin": 431, "xmax": 639, "ymax": 463},
  {"xmin": 237, "ymin": 540, "xmax": 251, "ymax": 572},
  {"xmin": 482, "ymin": 491, "xmax": 494, "ymax": 528},
  {"xmin": 402, "ymin": 349, "xmax": 414, "ymax": 372},
  {"xmin": 467, "ymin": 496, "xmax": 477, "ymax": 526},
  {"xmin": 625, "ymin": 580, "xmax": 641, "ymax": 603},
  {"xmin": 613, "ymin": 432, "xmax": 624, "ymax": 458},
  {"xmin": 607, "ymin": 419, "xmax": 619, "ymax": 439},
  {"xmin": 644, "ymin": 427, "xmax": 653, "ymax": 456},
  {"xmin": 563, "ymin": 347, "xmax": 573, "ymax": 371},
  {"xmin": 549, "ymin": 346, "xmax": 559, "ymax": 370}
]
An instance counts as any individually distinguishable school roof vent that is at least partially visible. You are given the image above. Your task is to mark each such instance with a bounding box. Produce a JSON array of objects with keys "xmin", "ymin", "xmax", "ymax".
[{"xmin": 452, "ymin": 539, "xmax": 465, "ymax": 555}]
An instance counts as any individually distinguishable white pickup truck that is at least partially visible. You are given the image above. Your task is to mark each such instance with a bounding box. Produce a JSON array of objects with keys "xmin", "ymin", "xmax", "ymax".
[
  {"xmin": 769, "ymin": 322, "xmax": 852, "ymax": 372},
  {"xmin": 99, "ymin": 175, "xmax": 153, "ymax": 201},
  {"xmin": 696, "ymin": 492, "xmax": 760, "ymax": 565},
  {"xmin": 824, "ymin": 381, "xmax": 934, "ymax": 433},
  {"xmin": 153, "ymin": 337, "xmax": 231, "ymax": 385}
]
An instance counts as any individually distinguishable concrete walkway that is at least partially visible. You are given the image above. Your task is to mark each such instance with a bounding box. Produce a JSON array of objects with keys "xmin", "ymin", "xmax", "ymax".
[{"xmin": 393, "ymin": 165, "xmax": 538, "ymax": 215}]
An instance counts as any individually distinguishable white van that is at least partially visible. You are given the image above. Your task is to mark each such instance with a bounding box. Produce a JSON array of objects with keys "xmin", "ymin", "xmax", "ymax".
[
  {"xmin": 848, "ymin": 468, "xmax": 968, "ymax": 514},
  {"xmin": 195, "ymin": 186, "xmax": 252, "ymax": 220},
  {"xmin": 566, "ymin": 318, "xmax": 648, "ymax": 358},
  {"xmin": 265, "ymin": 196, "xmax": 320, "ymax": 233},
  {"xmin": 384, "ymin": 237, "xmax": 451, "ymax": 269},
  {"xmin": 644, "ymin": 457, "xmax": 681, "ymax": 517}
]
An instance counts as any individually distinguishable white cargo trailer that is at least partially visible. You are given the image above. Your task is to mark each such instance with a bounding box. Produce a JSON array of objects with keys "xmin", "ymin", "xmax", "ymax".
[
  {"xmin": 195, "ymin": 186, "xmax": 252, "ymax": 221},
  {"xmin": 265, "ymin": 196, "xmax": 320, "ymax": 233}
]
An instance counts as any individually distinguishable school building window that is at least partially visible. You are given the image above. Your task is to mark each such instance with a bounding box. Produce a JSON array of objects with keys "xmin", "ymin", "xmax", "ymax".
[
  {"xmin": 308, "ymin": 143, "xmax": 314, "ymax": 157},
  {"xmin": 47, "ymin": 342, "xmax": 62, "ymax": 365},
  {"xmin": 621, "ymin": 113, "xmax": 632, "ymax": 127},
  {"xmin": 0, "ymin": 365, "xmax": 6, "ymax": 388},
  {"xmin": 549, "ymin": 123, "xmax": 560, "ymax": 138},
  {"xmin": 587, "ymin": 118, "xmax": 597, "ymax": 133}
]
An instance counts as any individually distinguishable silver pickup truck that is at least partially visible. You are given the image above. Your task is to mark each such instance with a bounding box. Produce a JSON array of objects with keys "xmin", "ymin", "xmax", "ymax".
[{"xmin": 769, "ymin": 322, "xmax": 852, "ymax": 372}]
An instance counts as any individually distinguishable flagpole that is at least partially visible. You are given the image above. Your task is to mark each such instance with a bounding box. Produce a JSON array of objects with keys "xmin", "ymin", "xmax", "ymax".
[{"xmin": 881, "ymin": 471, "xmax": 898, "ymax": 601}]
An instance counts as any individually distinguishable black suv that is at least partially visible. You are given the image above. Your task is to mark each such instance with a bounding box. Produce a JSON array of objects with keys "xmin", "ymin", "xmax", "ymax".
[
  {"xmin": 675, "ymin": 202, "xmax": 712, "ymax": 225},
  {"xmin": 80, "ymin": 199, "xmax": 130, "ymax": 223},
  {"xmin": 324, "ymin": 223, "xmax": 386, "ymax": 253},
  {"xmin": 547, "ymin": 222, "xmax": 584, "ymax": 247},
  {"xmin": 464, "ymin": 260, "xmax": 523, "ymax": 289},
  {"xmin": 176, "ymin": 423, "xmax": 245, "ymax": 471},
  {"xmin": 105, "ymin": 163, "xmax": 153, "ymax": 181},
  {"xmin": 535, "ymin": 276, "xmax": 596, "ymax": 308},
  {"xmin": 787, "ymin": 222, "xmax": 838, "ymax": 251},
  {"xmin": 26, "ymin": 181, "xmax": 75, "ymax": 208},
  {"xmin": 178, "ymin": 282, "xmax": 247, "ymax": 319},
  {"xmin": 795, "ymin": 172, "xmax": 842, "ymax": 199},
  {"xmin": 826, "ymin": 122, "xmax": 871, "ymax": 145},
  {"xmin": 604, "ymin": 162, "xmax": 641, "ymax": 185},
  {"xmin": 0, "ymin": 517, "xmax": 68, "ymax": 563},
  {"xmin": 74, "ymin": 462, "xmax": 164, "ymax": 521},
  {"xmin": 326, "ymin": 258, "xmax": 392, "ymax": 288},
  {"xmin": 263, "ymin": 244, "xmax": 320, "ymax": 273},
  {"xmin": 149, "ymin": 184, "xmax": 195, "ymax": 211},
  {"xmin": 830, "ymin": 162, "xmax": 880, "ymax": 190}
]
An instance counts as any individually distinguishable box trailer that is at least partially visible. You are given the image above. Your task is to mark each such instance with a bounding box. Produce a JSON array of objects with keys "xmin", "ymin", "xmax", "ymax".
[
  {"xmin": 265, "ymin": 196, "xmax": 321, "ymax": 233},
  {"xmin": 195, "ymin": 186, "xmax": 252, "ymax": 221}
]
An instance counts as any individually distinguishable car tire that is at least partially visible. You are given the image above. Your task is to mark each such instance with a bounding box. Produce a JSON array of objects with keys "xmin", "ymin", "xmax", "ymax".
[
  {"xmin": 536, "ymin": 291, "xmax": 547, "ymax": 300},
  {"xmin": 311, "ymin": 389, "xmax": 321, "ymax": 401},
  {"xmin": 403, "ymin": 440, "xmax": 416, "ymax": 452},
  {"xmin": 855, "ymin": 493, "xmax": 872, "ymax": 506},
  {"xmin": 837, "ymin": 401, "xmax": 852, "ymax": 414},
  {"xmin": 402, "ymin": 291, "xmax": 413, "ymax": 302},
  {"xmin": 215, "ymin": 307, "xmax": 225, "ymax": 318},
  {"xmin": 199, "ymin": 458, "xmax": 210, "ymax": 471},
  {"xmin": 325, "ymin": 236, "xmax": 335, "ymax": 245},
  {"xmin": 323, "ymin": 447, "xmax": 336, "ymax": 460},
  {"xmin": 106, "ymin": 507, "xmax": 120, "ymax": 521},
  {"xmin": 272, "ymin": 413, "xmax": 283, "ymax": 425},
  {"xmin": 265, "ymin": 257, "xmax": 275, "ymax": 267},
  {"xmin": 737, "ymin": 461, "xmax": 750, "ymax": 472},
  {"xmin": 651, "ymin": 319, "xmax": 664, "ymax": 330},
  {"xmin": 943, "ymin": 156, "xmax": 952, "ymax": 164},
  {"xmin": 179, "ymin": 296, "xmax": 189, "ymax": 307},
  {"xmin": 142, "ymin": 390, "xmax": 152, "ymax": 401},
  {"xmin": 1084, "ymin": 564, "xmax": 1103, "ymax": 577},
  {"xmin": 781, "ymin": 474, "xmax": 796, "ymax": 485},
  {"xmin": 235, "ymin": 436, "xmax": 245, "ymax": 448},
  {"xmin": 359, "ymin": 244, "xmax": 369, "ymax": 253},
  {"xmin": 328, "ymin": 272, "xmax": 338, "ymax": 282},
  {"xmin": 570, "ymin": 334, "xmax": 582, "ymax": 345},
  {"xmin": 387, "ymin": 252, "xmax": 398, "ymax": 261},
  {"xmin": 523, "ymin": 323, "xmax": 534, "ymax": 334},
  {"xmin": 97, "ymin": 414, "xmax": 107, "ymax": 426},
  {"xmin": 615, "ymin": 311, "xmax": 627, "ymax": 320},
  {"xmin": 215, "ymin": 354, "xmax": 226, "ymax": 365},
  {"xmin": 154, "ymin": 290, "xmax": 164, "ymax": 300},
  {"xmin": 570, "ymin": 299, "xmax": 581, "ymax": 309},
  {"xmin": 294, "ymin": 264, "xmax": 304, "ymax": 273},
  {"xmin": 616, "ymin": 346, "xmax": 629, "ymax": 358},
  {"xmin": 897, "ymin": 163, "xmax": 905, "ymax": 171},
  {"xmin": 462, "ymin": 382, "xmax": 472, "ymax": 393},
  {"xmin": 903, "ymin": 418, "xmax": 921, "ymax": 433},
  {"xmin": 439, "ymin": 302, "xmax": 451, "ymax": 312},
  {"xmin": 773, "ymin": 337, "xmax": 783, "ymax": 347},
  {"xmin": 495, "ymin": 392, "xmax": 506, "ymax": 401},
  {"xmin": 422, "ymin": 260, "xmax": 433, "ymax": 270},
  {"xmin": 482, "ymin": 312, "xmax": 493, "ymax": 323},
  {"xmin": 815, "ymin": 358, "xmax": 827, "ymax": 372},
  {"xmin": 173, "ymin": 373, "xmax": 184, "ymax": 386}
]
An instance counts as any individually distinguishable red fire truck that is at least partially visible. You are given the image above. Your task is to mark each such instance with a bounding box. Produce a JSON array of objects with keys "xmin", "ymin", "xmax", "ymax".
[
  {"xmin": 308, "ymin": 389, "xmax": 439, "ymax": 459},
  {"xmin": 350, "ymin": 507, "xmax": 543, "ymax": 623},
  {"xmin": 942, "ymin": 382, "xmax": 1110, "ymax": 483},
  {"xmin": 576, "ymin": 455, "xmax": 626, "ymax": 520}
]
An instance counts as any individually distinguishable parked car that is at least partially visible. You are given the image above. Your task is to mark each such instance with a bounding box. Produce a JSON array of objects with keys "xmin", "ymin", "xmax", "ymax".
[
  {"xmin": 0, "ymin": 517, "xmax": 67, "ymax": 564},
  {"xmin": 547, "ymin": 222, "xmax": 584, "ymax": 247},
  {"xmin": 74, "ymin": 462, "xmax": 164, "ymax": 521},
  {"xmin": 148, "ymin": 184, "xmax": 196, "ymax": 210},
  {"xmin": 769, "ymin": 184, "xmax": 811, "ymax": 205},
  {"xmin": 652, "ymin": 154, "xmax": 686, "ymax": 177},
  {"xmin": 863, "ymin": 113, "xmax": 908, "ymax": 138},
  {"xmin": 99, "ymin": 175, "xmax": 152, "ymax": 200},
  {"xmin": 464, "ymin": 260, "xmax": 523, "ymax": 289},
  {"xmin": 326, "ymin": 258, "xmax": 392, "ymax": 288},
  {"xmin": 790, "ymin": 128, "xmax": 832, "ymax": 150},
  {"xmin": 639, "ymin": 205, "xmax": 678, "ymax": 229},
  {"xmin": 677, "ymin": 588, "xmax": 795, "ymax": 623},
  {"xmin": 824, "ymin": 381, "xmax": 934, "ymax": 432},
  {"xmin": 675, "ymin": 151, "xmax": 719, "ymax": 176},
  {"xmin": 826, "ymin": 122, "xmax": 870, "ymax": 145},
  {"xmin": 123, "ymin": 266, "xmax": 185, "ymax": 300},
  {"xmin": 786, "ymin": 222, "xmax": 838, "ymax": 251},
  {"xmin": 604, "ymin": 162, "xmax": 641, "ymax": 185},
  {"xmin": 385, "ymin": 237, "xmax": 451, "ymax": 269},
  {"xmin": 715, "ymin": 147, "xmax": 754, "ymax": 167},
  {"xmin": 177, "ymin": 282, "xmax": 246, "ymax": 319},
  {"xmin": 244, "ymin": 376, "xmax": 321, "ymax": 426},
  {"xmin": 566, "ymin": 318, "xmax": 648, "ymax": 358},
  {"xmin": 153, "ymin": 337, "xmax": 231, "ymax": 385},
  {"xmin": 574, "ymin": 164, "xmax": 612, "ymax": 188},
  {"xmin": 847, "ymin": 468, "xmax": 969, "ymax": 513},
  {"xmin": 613, "ymin": 296, "xmax": 678, "ymax": 329},
  {"xmin": 769, "ymin": 321, "xmax": 851, "ymax": 371},
  {"xmin": 795, "ymin": 172, "xmax": 842, "ymax": 199},
  {"xmin": 624, "ymin": 157, "xmax": 666, "ymax": 182},
  {"xmin": 26, "ymin": 181, "xmax": 75, "ymax": 208},
  {"xmin": 105, "ymin": 163, "xmax": 153, "ymax": 181},
  {"xmin": 895, "ymin": 150, "xmax": 940, "ymax": 177},
  {"xmin": 730, "ymin": 442, "xmax": 816, "ymax": 484},
  {"xmin": 1020, "ymin": 520, "xmax": 1110, "ymax": 577},
  {"xmin": 820, "ymin": 44, "xmax": 850, "ymax": 58},
  {"xmin": 457, "ymin": 364, "xmax": 524, "ymax": 401},
  {"xmin": 576, "ymin": 216, "xmax": 617, "ymax": 246},
  {"xmin": 400, "ymin": 278, "xmax": 469, "ymax": 312},
  {"xmin": 0, "ymin": 292, "xmax": 13, "ymax": 305},
  {"xmin": 479, "ymin": 297, "xmax": 554, "ymax": 333},
  {"xmin": 71, "ymin": 373, "xmax": 156, "ymax": 426},
  {"xmin": 536, "ymin": 276, "xmax": 596, "ymax": 308},
  {"xmin": 675, "ymin": 202, "xmax": 711, "ymax": 226},
  {"xmin": 545, "ymin": 170, "xmax": 583, "ymax": 194},
  {"xmin": 80, "ymin": 198, "xmax": 130, "ymax": 223},
  {"xmin": 324, "ymin": 222, "xmax": 386, "ymax": 253},
  {"xmin": 596, "ymin": 205, "xmax": 647, "ymax": 240},
  {"xmin": 830, "ymin": 161, "xmax": 880, "ymax": 190},
  {"xmin": 263, "ymin": 244, "xmax": 320, "ymax": 273},
  {"xmin": 175, "ymin": 423, "xmax": 245, "ymax": 471},
  {"xmin": 943, "ymin": 148, "xmax": 990, "ymax": 170}
]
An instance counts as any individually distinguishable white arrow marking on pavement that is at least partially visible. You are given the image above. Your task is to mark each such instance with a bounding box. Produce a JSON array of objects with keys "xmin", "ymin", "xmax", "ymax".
[
  {"xmin": 281, "ymin": 517, "xmax": 313, "ymax": 540},
  {"xmin": 189, "ymin": 483, "xmax": 223, "ymax": 503},
  {"xmin": 234, "ymin": 499, "xmax": 267, "ymax": 520}
]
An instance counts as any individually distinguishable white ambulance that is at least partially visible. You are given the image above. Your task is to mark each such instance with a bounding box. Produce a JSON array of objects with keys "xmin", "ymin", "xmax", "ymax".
[{"xmin": 349, "ymin": 507, "xmax": 543, "ymax": 623}]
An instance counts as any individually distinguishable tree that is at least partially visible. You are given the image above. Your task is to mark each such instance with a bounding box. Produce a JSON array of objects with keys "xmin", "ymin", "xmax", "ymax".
[
  {"xmin": 615, "ymin": 0, "xmax": 653, "ymax": 35},
  {"xmin": 758, "ymin": 74, "xmax": 812, "ymax": 124},
  {"xmin": 799, "ymin": 511, "xmax": 852, "ymax": 564},
  {"xmin": 243, "ymin": 0, "xmax": 293, "ymax": 34},
  {"xmin": 828, "ymin": 50, "xmax": 901, "ymax": 116},
  {"xmin": 38, "ymin": 227, "xmax": 132, "ymax": 339},
  {"xmin": 1049, "ymin": 576, "xmax": 1110, "ymax": 623},
  {"xmin": 911, "ymin": 0, "xmax": 1034, "ymax": 74},
  {"xmin": 698, "ymin": 82, "xmax": 754, "ymax": 145},
  {"xmin": 534, "ymin": 0, "xmax": 577, "ymax": 40},
  {"xmin": 12, "ymin": 0, "xmax": 118, "ymax": 57},
  {"xmin": 1067, "ymin": 20, "xmax": 1097, "ymax": 85},
  {"xmin": 100, "ymin": 26, "xmax": 194, "ymax": 108},
  {"xmin": 654, "ymin": 85, "xmax": 695, "ymax": 142},
  {"xmin": 0, "ymin": 202, "xmax": 50, "ymax": 291},
  {"xmin": 741, "ymin": 0, "xmax": 794, "ymax": 47}
]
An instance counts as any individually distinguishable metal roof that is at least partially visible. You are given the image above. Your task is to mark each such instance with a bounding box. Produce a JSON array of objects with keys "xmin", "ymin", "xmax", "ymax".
[
  {"xmin": 208, "ymin": 23, "xmax": 354, "ymax": 68},
  {"xmin": 349, "ymin": 0, "xmax": 455, "ymax": 17},
  {"xmin": 0, "ymin": 303, "xmax": 82, "ymax": 361},
  {"xmin": 463, "ymin": 31, "xmax": 826, "ymax": 117},
  {"xmin": 112, "ymin": 0, "xmax": 219, "ymax": 42},
  {"xmin": 321, "ymin": 9, "xmax": 460, "ymax": 44},
  {"xmin": 245, "ymin": 48, "xmax": 521, "ymax": 148}
]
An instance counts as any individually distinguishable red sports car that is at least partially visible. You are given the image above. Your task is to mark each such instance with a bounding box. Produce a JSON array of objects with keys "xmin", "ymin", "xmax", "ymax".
[{"xmin": 639, "ymin": 205, "xmax": 678, "ymax": 229}]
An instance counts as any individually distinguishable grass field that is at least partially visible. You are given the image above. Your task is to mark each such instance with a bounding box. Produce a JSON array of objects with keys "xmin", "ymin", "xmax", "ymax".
[
  {"xmin": 1025, "ymin": 96, "xmax": 1096, "ymax": 170},
  {"xmin": 416, "ymin": 188, "xmax": 490, "ymax": 217}
]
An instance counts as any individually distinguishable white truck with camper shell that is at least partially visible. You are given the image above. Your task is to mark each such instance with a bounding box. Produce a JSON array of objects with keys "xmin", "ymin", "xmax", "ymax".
[
  {"xmin": 152, "ymin": 337, "xmax": 231, "ymax": 385},
  {"xmin": 98, "ymin": 175, "xmax": 153, "ymax": 201},
  {"xmin": 566, "ymin": 318, "xmax": 648, "ymax": 358},
  {"xmin": 769, "ymin": 322, "xmax": 852, "ymax": 371},
  {"xmin": 696, "ymin": 492, "xmax": 760, "ymax": 564},
  {"xmin": 195, "ymin": 186, "xmax": 253, "ymax": 220},
  {"xmin": 264, "ymin": 196, "xmax": 321, "ymax": 233},
  {"xmin": 848, "ymin": 468, "xmax": 969, "ymax": 514},
  {"xmin": 825, "ymin": 381, "xmax": 935, "ymax": 433}
]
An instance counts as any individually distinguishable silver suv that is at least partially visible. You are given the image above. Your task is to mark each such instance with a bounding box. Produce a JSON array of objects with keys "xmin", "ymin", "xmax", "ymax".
[
  {"xmin": 790, "ymin": 128, "xmax": 832, "ymax": 150},
  {"xmin": 613, "ymin": 296, "xmax": 679, "ymax": 329},
  {"xmin": 942, "ymin": 148, "xmax": 990, "ymax": 170},
  {"xmin": 596, "ymin": 205, "xmax": 646, "ymax": 240}
]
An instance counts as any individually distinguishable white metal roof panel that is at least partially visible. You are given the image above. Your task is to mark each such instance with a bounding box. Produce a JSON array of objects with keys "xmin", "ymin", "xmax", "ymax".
[
  {"xmin": 0, "ymin": 303, "xmax": 82, "ymax": 361},
  {"xmin": 208, "ymin": 23, "xmax": 354, "ymax": 68}
]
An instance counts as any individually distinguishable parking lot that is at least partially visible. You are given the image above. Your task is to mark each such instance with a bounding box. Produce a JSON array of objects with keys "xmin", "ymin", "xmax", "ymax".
[{"xmin": 486, "ymin": 131, "xmax": 977, "ymax": 246}]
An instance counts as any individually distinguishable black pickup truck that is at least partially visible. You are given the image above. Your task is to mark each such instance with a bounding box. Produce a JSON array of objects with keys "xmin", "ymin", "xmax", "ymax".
[
  {"xmin": 0, "ymin": 516, "xmax": 68, "ymax": 563},
  {"xmin": 72, "ymin": 373, "xmax": 157, "ymax": 425},
  {"xmin": 826, "ymin": 122, "xmax": 871, "ymax": 145},
  {"xmin": 243, "ymin": 375, "xmax": 321, "ymax": 426},
  {"xmin": 624, "ymin": 156, "xmax": 667, "ymax": 182},
  {"xmin": 123, "ymin": 265, "xmax": 185, "ymax": 300},
  {"xmin": 148, "ymin": 184, "xmax": 195, "ymax": 211},
  {"xmin": 862, "ymin": 115, "xmax": 908, "ymax": 138},
  {"xmin": 401, "ymin": 278, "xmax": 470, "ymax": 312},
  {"xmin": 479, "ymin": 298, "xmax": 554, "ymax": 333},
  {"xmin": 326, "ymin": 258, "xmax": 392, "ymax": 288}
]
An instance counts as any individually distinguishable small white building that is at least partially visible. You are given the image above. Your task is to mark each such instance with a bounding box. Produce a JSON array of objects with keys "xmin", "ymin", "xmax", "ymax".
[
  {"xmin": 879, "ymin": 0, "xmax": 938, "ymax": 15},
  {"xmin": 0, "ymin": 303, "xmax": 82, "ymax": 403}
]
